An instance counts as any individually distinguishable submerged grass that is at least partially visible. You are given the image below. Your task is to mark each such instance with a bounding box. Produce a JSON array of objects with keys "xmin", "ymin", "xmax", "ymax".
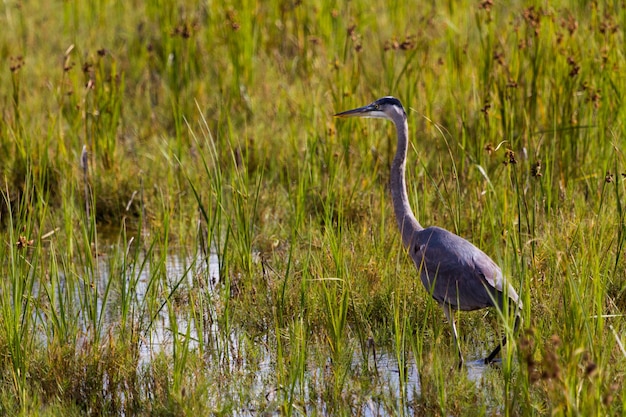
[{"xmin": 2, "ymin": 0, "xmax": 626, "ymax": 414}]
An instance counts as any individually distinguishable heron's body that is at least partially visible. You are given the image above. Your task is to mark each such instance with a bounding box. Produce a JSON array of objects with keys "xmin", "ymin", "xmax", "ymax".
[
  {"xmin": 335, "ymin": 96, "xmax": 521, "ymax": 365},
  {"xmin": 410, "ymin": 226, "xmax": 516, "ymax": 311}
]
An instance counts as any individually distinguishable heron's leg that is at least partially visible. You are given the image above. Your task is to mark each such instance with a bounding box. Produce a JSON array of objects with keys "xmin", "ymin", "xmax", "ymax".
[
  {"xmin": 484, "ymin": 341, "xmax": 502, "ymax": 364},
  {"xmin": 484, "ymin": 314, "xmax": 521, "ymax": 364},
  {"xmin": 443, "ymin": 304, "xmax": 464, "ymax": 368}
]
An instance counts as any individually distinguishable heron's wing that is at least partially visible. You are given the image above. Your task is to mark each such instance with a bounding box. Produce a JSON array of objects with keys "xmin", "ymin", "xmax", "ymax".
[
  {"xmin": 472, "ymin": 250, "xmax": 522, "ymax": 309},
  {"xmin": 413, "ymin": 227, "xmax": 521, "ymax": 310},
  {"xmin": 470, "ymin": 250, "xmax": 504, "ymax": 292}
]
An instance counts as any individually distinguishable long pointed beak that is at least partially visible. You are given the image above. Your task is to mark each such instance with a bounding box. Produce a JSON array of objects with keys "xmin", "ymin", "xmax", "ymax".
[{"xmin": 334, "ymin": 104, "xmax": 375, "ymax": 118}]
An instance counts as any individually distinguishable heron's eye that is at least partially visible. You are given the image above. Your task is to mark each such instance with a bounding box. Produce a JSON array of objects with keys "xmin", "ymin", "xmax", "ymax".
[{"xmin": 374, "ymin": 104, "xmax": 379, "ymax": 110}]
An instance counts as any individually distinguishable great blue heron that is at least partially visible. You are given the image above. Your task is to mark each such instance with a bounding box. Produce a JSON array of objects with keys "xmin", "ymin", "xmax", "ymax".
[{"xmin": 334, "ymin": 96, "xmax": 522, "ymax": 366}]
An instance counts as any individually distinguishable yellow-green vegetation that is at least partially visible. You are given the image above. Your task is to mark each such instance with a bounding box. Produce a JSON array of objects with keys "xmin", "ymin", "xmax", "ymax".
[{"xmin": 1, "ymin": 0, "xmax": 625, "ymax": 415}]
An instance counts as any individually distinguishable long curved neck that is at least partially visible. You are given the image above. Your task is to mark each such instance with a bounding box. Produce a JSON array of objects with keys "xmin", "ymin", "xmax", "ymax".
[{"xmin": 390, "ymin": 112, "xmax": 423, "ymax": 247}]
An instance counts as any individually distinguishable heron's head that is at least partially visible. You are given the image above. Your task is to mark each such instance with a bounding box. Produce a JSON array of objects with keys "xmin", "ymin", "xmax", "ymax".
[{"xmin": 334, "ymin": 96, "xmax": 406, "ymax": 121}]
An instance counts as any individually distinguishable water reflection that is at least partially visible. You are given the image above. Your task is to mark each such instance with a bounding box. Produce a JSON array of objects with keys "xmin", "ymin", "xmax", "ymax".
[
  {"xmin": 104, "ymin": 250, "xmax": 492, "ymax": 413},
  {"xmin": 130, "ymin": 251, "xmax": 220, "ymax": 364}
]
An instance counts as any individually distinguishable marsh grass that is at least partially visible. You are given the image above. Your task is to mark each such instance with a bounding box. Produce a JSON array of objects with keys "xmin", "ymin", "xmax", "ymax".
[{"xmin": 2, "ymin": 0, "xmax": 626, "ymax": 415}]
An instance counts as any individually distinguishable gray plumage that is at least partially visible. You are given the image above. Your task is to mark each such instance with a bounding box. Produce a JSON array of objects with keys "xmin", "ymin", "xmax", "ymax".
[{"xmin": 335, "ymin": 96, "xmax": 522, "ymax": 366}]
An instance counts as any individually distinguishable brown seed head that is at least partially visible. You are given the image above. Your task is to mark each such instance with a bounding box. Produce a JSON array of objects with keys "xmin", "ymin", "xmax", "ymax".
[
  {"xmin": 504, "ymin": 149, "xmax": 517, "ymax": 165},
  {"xmin": 16, "ymin": 235, "xmax": 34, "ymax": 250},
  {"xmin": 531, "ymin": 160, "xmax": 542, "ymax": 177},
  {"xmin": 585, "ymin": 362, "xmax": 598, "ymax": 378},
  {"xmin": 479, "ymin": 0, "xmax": 493, "ymax": 12},
  {"xmin": 10, "ymin": 56, "xmax": 25, "ymax": 73}
]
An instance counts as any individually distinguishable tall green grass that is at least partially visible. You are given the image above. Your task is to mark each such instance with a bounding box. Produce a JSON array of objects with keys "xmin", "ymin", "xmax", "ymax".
[{"xmin": 2, "ymin": 0, "xmax": 626, "ymax": 415}]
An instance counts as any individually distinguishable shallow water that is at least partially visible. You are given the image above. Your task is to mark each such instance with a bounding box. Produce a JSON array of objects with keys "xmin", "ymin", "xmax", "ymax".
[
  {"xmin": 133, "ymin": 251, "xmax": 220, "ymax": 365},
  {"xmin": 132, "ymin": 249, "xmax": 487, "ymax": 408},
  {"xmin": 90, "ymin": 248, "xmax": 495, "ymax": 413}
]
